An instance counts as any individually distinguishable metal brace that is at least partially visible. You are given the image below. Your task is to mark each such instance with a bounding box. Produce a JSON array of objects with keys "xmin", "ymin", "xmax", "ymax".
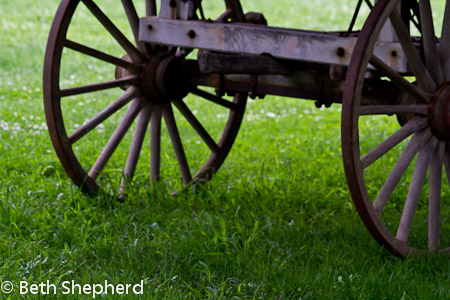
[
  {"xmin": 249, "ymin": 75, "xmax": 266, "ymax": 100},
  {"xmin": 314, "ymin": 72, "xmax": 332, "ymax": 108},
  {"xmin": 216, "ymin": 74, "xmax": 225, "ymax": 98}
]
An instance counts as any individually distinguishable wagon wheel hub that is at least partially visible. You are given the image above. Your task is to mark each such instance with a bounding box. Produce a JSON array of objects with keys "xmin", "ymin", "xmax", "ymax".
[
  {"xmin": 429, "ymin": 83, "xmax": 450, "ymax": 140},
  {"xmin": 116, "ymin": 53, "xmax": 190, "ymax": 104}
]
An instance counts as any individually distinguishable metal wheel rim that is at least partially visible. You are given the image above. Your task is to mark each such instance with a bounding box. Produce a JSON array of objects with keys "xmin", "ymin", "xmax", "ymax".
[{"xmin": 343, "ymin": 0, "xmax": 450, "ymax": 256}]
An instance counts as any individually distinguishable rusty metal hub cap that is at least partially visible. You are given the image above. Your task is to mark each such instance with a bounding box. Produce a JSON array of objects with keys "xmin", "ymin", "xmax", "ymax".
[
  {"xmin": 116, "ymin": 53, "xmax": 189, "ymax": 104},
  {"xmin": 430, "ymin": 83, "xmax": 450, "ymax": 140}
]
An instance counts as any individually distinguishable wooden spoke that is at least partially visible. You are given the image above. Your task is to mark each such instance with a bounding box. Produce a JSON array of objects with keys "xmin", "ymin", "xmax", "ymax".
[
  {"xmin": 389, "ymin": 10, "xmax": 436, "ymax": 92},
  {"xmin": 428, "ymin": 141, "xmax": 446, "ymax": 252},
  {"xmin": 150, "ymin": 105, "xmax": 162, "ymax": 184},
  {"xmin": 172, "ymin": 100, "xmax": 220, "ymax": 153},
  {"xmin": 163, "ymin": 103, "xmax": 192, "ymax": 185},
  {"xmin": 191, "ymin": 88, "xmax": 239, "ymax": 110},
  {"xmin": 60, "ymin": 75, "xmax": 139, "ymax": 98},
  {"xmin": 122, "ymin": 103, "xmax": 152, "ymax": 184},
  {"xmin": 69, "ymin": 86, "xmax": 141, "ymax": 144},
  {"xmin": 341, "ymin": 0, "xmax": 450, "ymax": 256},
  {"xmin": 121, "ymin": 0, "xmax": 139, "ymax": 39},
  {"xmin": 88, "ymin": 98, "xmax": 143, "ymax": 181},
  {"xmin": 146, "ymin": 0, "xmax": 157, "ymax": 16},
  {"xmin": 216, "ymin": 8, "xmax": 233, "ymax": 22},
  {"xmin": 373, "ymin": 128, "xmax": 433, "ymax": 213},
  {"xmin": 369, "ymin": 55, "xmax": 431, "ymax": 103},
  {"xmin": 225, "ymin": 0, "xmax": 245, "ymax": 22},
  {"xmin": 361, "ymin": 116, "xmax": 428, "ymax": 169},
  {"xmin": 359, "ymin": 105, "xmax": 429, "ymax": 116},
  {"xmin": 418, "ymin": 0, "xmax": 444, "ymax": 84},
  {"xmin": 440, "ymin": 0, "xmax": 450, "ymax": 81},
  {"xmin": 64, "ymin": 40, "xmax": 141, "ymax": 73},
  {"xmin": 121, "ymin": 0, "xmax": 146, "ymax": 52},
  {"xmin": 81, "ymin": 0, "xmax": 145, "ymax": 63},
  {"xmin": 419, "ymin": 0, "xmax": 444, "ymax": 85},
  {"xmin": 396, "ymin": 137, "xmax": 439, "ymax": 242},
  {"xmin": 445, "ymin": 142, "xmax": 450, "ymax": 187},
  {"xmin": 407, "ymin": 1, "xmax": 421, "ymax": 34}
]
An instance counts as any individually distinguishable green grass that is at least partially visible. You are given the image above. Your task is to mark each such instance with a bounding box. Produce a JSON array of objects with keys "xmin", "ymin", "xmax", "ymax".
[{"xmin": 0, "ymin": 0, "xmax": 450, "ymax": 299}]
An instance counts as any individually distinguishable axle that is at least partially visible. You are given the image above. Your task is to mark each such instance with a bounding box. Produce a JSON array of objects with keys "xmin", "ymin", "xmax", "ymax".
[
  {"xmin": 115, "ymin": 49, "xmax": 400, "ymax": 107},
  {"xmin": 186, "ymin": 54, "xmax": 399, "ymax": 107}
]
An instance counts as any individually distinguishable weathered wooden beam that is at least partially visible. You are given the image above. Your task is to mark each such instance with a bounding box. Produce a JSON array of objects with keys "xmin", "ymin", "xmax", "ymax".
[
  {"xmin": 139, "ymin": 17, "xmax": 407, "ymax": 72},
  {"xmin": 158, "ymin": 0, "xmax": 175, "ymax": 19}
]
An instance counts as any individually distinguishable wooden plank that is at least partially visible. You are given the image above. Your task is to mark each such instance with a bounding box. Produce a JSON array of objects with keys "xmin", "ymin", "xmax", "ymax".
[
  {"xmin": 139, "ymin": 17, "xmax": 407, "ymax": 71},
  {"xmin": 159, "ymin": 0, "xmax": 175, "ymax": 19},
  {"xmin": 178, "ymin": 0, "xmax": 195, "ymax": 20}
]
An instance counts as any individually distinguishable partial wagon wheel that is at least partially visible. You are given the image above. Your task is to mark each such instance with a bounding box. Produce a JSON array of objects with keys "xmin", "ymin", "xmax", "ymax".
[
  {"xmin": 44, "ymin": 0, "xmax": 247, "ymax": 195},
  {"xmin": 343, "ymin": 0, "xmax": 450, "ymax": 256}
]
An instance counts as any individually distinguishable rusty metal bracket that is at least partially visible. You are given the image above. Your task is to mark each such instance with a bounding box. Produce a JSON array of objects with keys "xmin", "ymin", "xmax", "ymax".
[
  {"xmin": 216, "ymin": 74, "xmax": 225, "ymax": 98},
  {"xmin": 250, "ymin": 74, "xmax": 258, "ymax": 99},
  {"xmin": 314, "ymin": 72, "xmax": 327, "ymax": 108}
]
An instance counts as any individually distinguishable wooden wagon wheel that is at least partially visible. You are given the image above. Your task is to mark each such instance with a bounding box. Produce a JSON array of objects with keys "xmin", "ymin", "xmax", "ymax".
[
  {"xmin": 44, "ymin": 0, "xmax": 247, "ymax": 196},
  {"xmin": 343, "ymin": 0, "xmax": 450, "ymax": 256}
]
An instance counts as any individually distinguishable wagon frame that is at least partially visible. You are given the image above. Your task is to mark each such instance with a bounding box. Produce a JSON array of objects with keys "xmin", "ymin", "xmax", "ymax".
[{"xmin": 43, "ymin": 0, "xmax": 450, "ymax": 257}]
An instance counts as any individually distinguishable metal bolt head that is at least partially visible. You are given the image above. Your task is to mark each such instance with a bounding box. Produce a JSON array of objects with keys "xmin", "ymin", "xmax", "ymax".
[
  {"xmin": 336, "ymin": 47, "xmax": 345, "ymax": 57},
  {"xmin": 188, "ymin": 30, "xmax": 196, "ymax": 39}
]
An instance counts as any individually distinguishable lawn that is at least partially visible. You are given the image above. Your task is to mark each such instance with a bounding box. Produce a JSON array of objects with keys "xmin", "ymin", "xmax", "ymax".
[{"xmin": 0, "ymin": 0, "xmax": 450, "ymax": 299}]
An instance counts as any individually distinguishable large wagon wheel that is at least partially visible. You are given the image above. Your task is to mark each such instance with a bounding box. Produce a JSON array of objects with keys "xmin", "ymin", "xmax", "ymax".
[
  {"xmin": 343, "ymin": 0, "xmax": 450, "ymax": 256},
  {"xmin": 44, "ymin": 0, "xmax": 247, "ymax": 195}
]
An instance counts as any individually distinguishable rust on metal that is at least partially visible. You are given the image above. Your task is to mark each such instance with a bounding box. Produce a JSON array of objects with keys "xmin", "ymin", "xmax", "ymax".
[{"xmin": 429, "ymin": 83, "xmax": 450, "ymax": 140}]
